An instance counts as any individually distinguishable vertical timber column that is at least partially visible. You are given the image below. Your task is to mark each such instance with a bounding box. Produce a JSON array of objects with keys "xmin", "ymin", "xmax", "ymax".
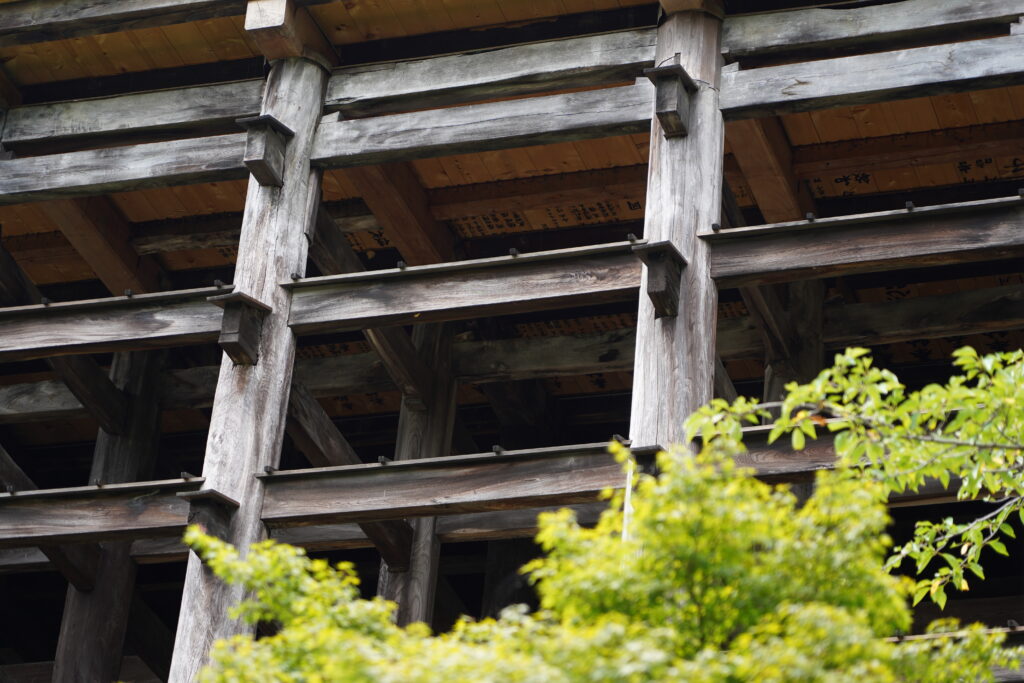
[
  {"xmin": 630, "ymin": 2, "xmax": 724, "ymax": 447},
  {"xmin": 378, "ymin": 324, "xmax": 457, "ymax": 626},
  {"xmin": 169, "ymin": 58, "xmax": 327, "ymax": 682},
  {"xmin": 52, "ymin": 351, "xmax": 164, "ymax": 683}
]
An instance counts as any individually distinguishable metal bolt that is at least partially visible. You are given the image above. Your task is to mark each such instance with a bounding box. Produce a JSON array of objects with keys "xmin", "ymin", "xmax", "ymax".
[
  {"xmin": 397, "ymin": 261, "xmax": 407, "ymax": 270},
  {"xmin": 214, "ymin": 279, "xmax": 225, "ymax": 288},
  {"xmin": 626, "ymin": 233, "xmax": 638, "ymax": 243},
  {"xmin": 905, "ymin": 201, "xmax": 915, "ymax": 211},
  {"xmin": 711, "ymin": 222, "xmax": 721, "ymax": 232},
  {"xmin": 805, "ymin": 212, "xmax": 816, "ymax": 222},
  {"xmin": 290, "ymin": 272, "xmax": 301, "ymax": 281},
  {"xmin": 509, "ymin": 248, "xmax": 519, "ymax": 257},
  {"xmin": 124, "ymin": 289, "xmax": 133, "ymax": 298}
]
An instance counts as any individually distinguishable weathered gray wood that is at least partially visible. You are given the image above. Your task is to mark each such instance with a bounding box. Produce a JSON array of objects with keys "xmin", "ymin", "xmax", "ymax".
[
  {"xmin": 170, "ymin": 57, "xmax": 328, "ymax": 683},
  {"xmin": 722, "ymin": 0, "xmax": 1024, "ymax": 59},
  {"xmin": 630, "ymin": 9, "xmax": 723, "ymax": 447},
  {"xmin": 287, "ymin": 243, "xmax": 643, "ymax": 336},
  {"xmin": 286, "ymin": 382, "xmax": 414, "ymax": 570},
  {"xmin": 0, "ymin": 133, "xmax": 247, "ymax": 204},
  {"xmin": 0, "ymin": 242, "xmax": 130, "ymax": 433},
  {"xmin": 708, "ymin": 196, "xmax": 1024, "ymax": 287},
  {"xmin": 3, "ymin": 80, "xmax": 263, "ymax": 150},
  {"xmin": 761, "ymin": 281, "xmax": 825, "ymax": 401},
  {"xmin": 713, "ymin": 355, "xmax": 738, "ymax": 402},
  {"xmin": 378, "ymin": 324, "xmax": 457, "ymax": 626},
  {"xmin": 312, "ymin": 81, "xmax": 653, "ymax": 168},
  {"xmin": 326, "ymin": 28, "xmax": 657, "ymax": 116},
  {"xmin": 0, "ymin": 292, "xmax": 222, "ymax": 362},
  {"xmin": 126, "ymin": 593, "xmax": 175, "ymax": 683},
  {"xmin": 0, "ymin": 441, "xmax": 101, "ymax": 590},
  {"xmin": 721, "ymin": 34, "xmax": 1024, "ymax": 119},
  {"xmin": 0, "ymin": 0, "xmax": 245, "ymax": 47}
]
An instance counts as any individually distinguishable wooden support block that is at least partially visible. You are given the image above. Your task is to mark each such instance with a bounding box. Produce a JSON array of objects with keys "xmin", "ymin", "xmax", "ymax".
[
  {"xmin": 238, "ymin": 114, "xmax": 295, "ymax": 187},
  {"xmin": 245, "ymin": 0, "xmax": 338, "ymax": 68},
  {"xmin": 633, "ymin": 241, "xmax": 686, "ymax": 318},
  {"xmin": 660, "ymin": 0, "xmax": 724, "ymax": 17},
  {"xmin": 177, "ymin": 489, "xmax": 241, "ymax": 541},
  {"xmin": 644, "ymin": 60, "xmax": 697, "ymax": 138},
  {"xmin": 208, "ymin": 291, "xmax": 273, "ymax": 365}
]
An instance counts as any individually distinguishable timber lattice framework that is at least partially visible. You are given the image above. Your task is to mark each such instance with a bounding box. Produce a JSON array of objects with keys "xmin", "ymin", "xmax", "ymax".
[{"xmin": 0, "ymin": 0, "xmax": 1023, "ymax": 680}]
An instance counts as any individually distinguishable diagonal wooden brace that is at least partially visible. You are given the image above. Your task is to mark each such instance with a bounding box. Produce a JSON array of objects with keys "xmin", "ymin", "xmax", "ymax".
[
  {"xmin": 237, "ymin": 114, "xmax": 295, "ymax": 187},
  {"xmin": 177, "ymin": 488, "xmax": 241, "ymax": 542},
  {"xmin": 208, "ymin": 290, "xmax": 273, "ymax": 365},
  {"xmin": 643, "ymin": 57, "xmax": 697, "ymax": 138},
  {"xmin": 633, "ymin": 241, "xmax": 687, "ymax": 318}
]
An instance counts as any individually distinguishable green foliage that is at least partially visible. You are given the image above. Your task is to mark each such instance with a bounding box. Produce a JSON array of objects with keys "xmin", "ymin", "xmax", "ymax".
[
  {"xmin": 186, "ymin": 344, "xmax": 1024, "ymax": 683},
  {"xmin": 689, "ymin": 346, "xmax": 1024, "ymax": 609}
]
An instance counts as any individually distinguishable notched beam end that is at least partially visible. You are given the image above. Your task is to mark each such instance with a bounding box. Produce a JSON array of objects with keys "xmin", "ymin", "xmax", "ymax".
[
  {"xmin": 177, "ymin": 488, "xmax": 241, "ymax": 541},
  {"xmin": 644, "ymin": 62, "xmax": 696, "ymax": 138},
  {"xmin": 634, "ymin": 241, "xmax": 686, "ymax": 318},
  {"xmin": 238, "ymin": 114, "xmax": 295, "ymax": 187},
  {"xmin": 209, "ymin": 291, "xmax": 273, "ymax": 366}
]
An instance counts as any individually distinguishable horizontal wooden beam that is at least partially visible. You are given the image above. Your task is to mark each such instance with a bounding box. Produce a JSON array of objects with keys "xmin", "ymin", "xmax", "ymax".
[
  {"xmin": 286, "ymin": 242, "xmax": 644, "ymax": 336},
  {"xmin": 0, "ymin": 478, "xmax": 200, "ymax": 548},
  {"xmin": 0, "ymin": 288, "xmax": 222, "ymax": 362},
  {"xmin": 0, "ymin": 0, "xmax": 330, "ymax": 48},
  {"xmin": 325, "ymin": 28, "xmax": 656, "ymax": 116},
  {"xmin": 0, "ymin": 133, "xmax": 247, "ymax": 205},
  {"xmin": 721, "ymin": 34, "xmax": 1024, "ymax": 119},
  {"xmin": 2, "ymin": 80, "xmax": 263, "ymax": 151},
  {"xmin": 721, "ymin": 0, "xmax": 1024, "ymax": 59},
  {"xmin": 312, "ymin": 81, "xmax": 653, "ymax": 168},
  {"xmin": 707, "ymin": 196, "xmax": 1024, "ymax": 287}
]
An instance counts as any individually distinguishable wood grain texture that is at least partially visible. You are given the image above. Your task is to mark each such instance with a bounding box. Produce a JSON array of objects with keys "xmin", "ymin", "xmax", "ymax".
[
  {"xmin": 0, "ymin": 296, "xmax": 222, "ymax": 362},
  {"xmin": 326, "ymin": 28, "xmax": 657, "ymax": 116},
  {"xmin": 722, "ymin": 0, "xmax": 1024, "ymax": 59},
  {"xmin": 630, "ymin": 11, "xmax": 723, "ymax": 448},
  {"xmin": 312, "ymin": 81, "xmax": 653, "ymax": 168},
  {"xmin": 721, "ymin": 34, "xmax": 1024, "ymax": 119},
  {"xmin": 245, "ymin": 0, "xmax": 338, "ymax": 68},
  {"xmin": 3, "ymin": 80, "xmax": 264, "ymax": 150},
  {"xmin": 0, "ymin": 133, "xmax": 248, "ymax": 205},
  {"xmin": 286, "ymin": 382, "xmax": 414, "ymax": 569},
  {"xmin": 170, "ymin": 57, "xmax": 328, "ymax": 683},
  {"xmin": 288, "ymin": 247, "xmax": 642, "ymax": 336},
  {"xmin": 708, "ymin": 198, "xmax": 1024, "ymax": 287}
]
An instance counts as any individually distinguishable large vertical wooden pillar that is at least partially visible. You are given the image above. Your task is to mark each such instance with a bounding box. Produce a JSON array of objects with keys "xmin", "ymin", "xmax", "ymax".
[
  {"xmin": 52, "ymin": 350, "xmax": 165, "ymax": 683},
  {"xmin": 168, "ymin": 57, "xmax": 327, "ymax": 681},
  {"xmin": 378, "ymin": 324, "xmax": 457, "ymax": 626},
  {"xmin": 630, "ymin": 2, "xmax": 724, "ymax": 447}
]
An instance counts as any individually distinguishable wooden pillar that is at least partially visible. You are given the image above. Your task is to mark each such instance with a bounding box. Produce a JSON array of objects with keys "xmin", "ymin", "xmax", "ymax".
[
  {"xmin": 378, "ymin": 324, "xmax": 457, "ymax": 626},
  {"xmin": 168, "ymin": 57, "xmax": 327, "ymax": 682},
  {"xmin": 630, "ymin": 3, "xmax": 724, "ymax": 447},
  {"xmin": 52, "ymin": 350, "xmax": 165, "ymax": 683}
]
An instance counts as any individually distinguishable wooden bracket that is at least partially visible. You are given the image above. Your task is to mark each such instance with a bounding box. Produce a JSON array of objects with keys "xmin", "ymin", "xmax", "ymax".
[
  {"xmin": 633, "ymin": 241, "xmax": 686, "ymax": 318},
  {"xmin": 237, "ymin": 114, "xmax": 294, "ymax": 187},
  {"xmin": 177, "ymin": 488, "xmax": 241, "ymax": 541},
  {"xmin": 643, "ymin": 57, "xmax": 697, "ymax": 138},
  {"xmin": 208, "ymin": 290, "xmax": 273, "ymax": 365}
]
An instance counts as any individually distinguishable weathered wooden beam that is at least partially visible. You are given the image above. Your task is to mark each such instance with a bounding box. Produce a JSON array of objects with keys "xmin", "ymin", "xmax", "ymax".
[
  {"xmin": 260, "ymin": 444, "xmax": 642, "ymax": 527},
  {"xmin": 721, "ymin": 34, "xmax": 1024, "ymax": 119},
  {"xmin": 39, "ymin": 197, "xmax": 163, "ymax": 295},
  {"xmin": 0, "ymin": 479, "xmax": 199, "ymax": 548},
  {"xmin": 245, "ymin": 0, "xmax": 338, "ymax": 68},
  {"xmin": 0, "ymin": 133, "xmax": 248, "ymax": 205},
  {"xmin": 286, "ymin": 381, "xmax": 414, "ymax": 570},
  {"xmin": 722, "ymin": 0, "xmax": 1024, "ymax": 60},
  {"xmin": 707, "ymin": 196, "xmax": 1024, "ymax": 288},
  {"xmin": 312, "ymin": 81, "xmax": 653, "ymax": 168},
  {"xmin": 0, "ymin": 288, "xmax": 223, "ymax": 362},
  {"xmin": 2, "ymin": 80, "xmax": 264, "ymax": 152},
  {"xmin": 0, "ymin": 242, "xmax": 131, "ymax": 433},
  {"xmin": 377, "ymin": 324, "xmax": 457, "ymax": 626},
  {"xmin": 630, "ymin": 8, "xmax": 723, "ymax": 447},
  {"xmin": 286, "ymin": 242, "xmax": 644, "ymax": 336},
  {"xmin": 170, "ymin": 57, "xmax": 328, "ymax": 682},
  {"xmin": 326, "ymin": 28, "xmax": 656, "ymax": 116},
  {"xmin": 0, "ymin": 441, "xmax": 101, "ymax": 590},
  {"xmin": 54, "ymin": 351, "xmax": 165, "ymax": 683},
  {"xmin": 0, "ymin": 656, "xmax": 162, "ymax": 682}
]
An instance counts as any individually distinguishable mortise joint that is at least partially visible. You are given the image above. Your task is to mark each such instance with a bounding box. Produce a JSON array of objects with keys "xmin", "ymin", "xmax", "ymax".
[{"xmin": 177, "ymin": 488, "xmax": 241, "ymax": 542}]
